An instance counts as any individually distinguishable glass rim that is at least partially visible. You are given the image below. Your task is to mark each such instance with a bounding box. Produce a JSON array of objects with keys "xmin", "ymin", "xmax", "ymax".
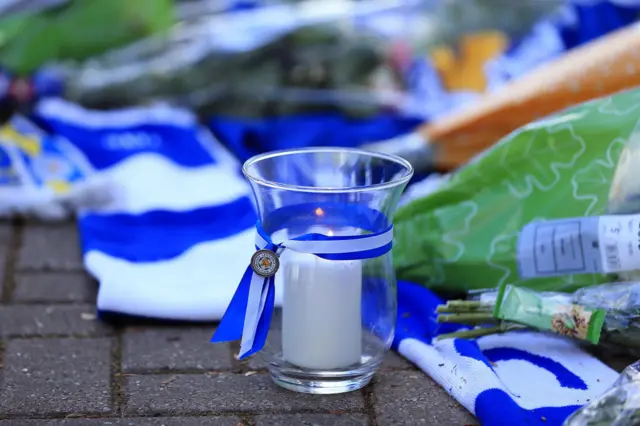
[{"xmin": 242, "ymin": 147, "xmax": 415, "ymax": 194}]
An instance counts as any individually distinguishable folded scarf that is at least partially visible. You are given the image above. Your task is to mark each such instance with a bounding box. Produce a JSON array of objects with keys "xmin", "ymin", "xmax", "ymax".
[
  {"xmin": 33, "ymin": 98, "xmax": 260, "ymax": 320},
  {"xmin": 395, "ymin": 281, "xmax": 619, "ymax": 426}
]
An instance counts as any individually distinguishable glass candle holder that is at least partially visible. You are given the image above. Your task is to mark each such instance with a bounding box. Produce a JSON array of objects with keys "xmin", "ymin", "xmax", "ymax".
[{"xmin": 242, "ymin": 147, "xmax": 413, "ymax": 394}]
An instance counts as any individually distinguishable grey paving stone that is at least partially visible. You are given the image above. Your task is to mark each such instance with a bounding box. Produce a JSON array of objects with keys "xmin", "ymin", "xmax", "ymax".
[
  {"xmin": 19, "ymin": 223, "xmax": 82, "ymax": 270},
  {"xmin": 0, "ymin": 417, "xmax": 244, "ymax": 425},
  {"xmin": 122, "ymin": 327, "xmax": 233, "ymax": 372},
  {"xmin": 0, "ymin": 250, "xmax": 5, "ymax": 301},
  {"xmin": 13, "ymin": 272, "xmax": 96, "ymax": 303},
  {"xmin": 125, "ymin": 373, "xmax": 364, "ymax": 414},
  {"xmin": 381, "ymin": 351, "xmax": 415, "ymax": 370},
  {"xmin": 0, "ymin": 223, "xmax": 12, "ymax": 300},
  {"xmin": 373, "ymin": 371, "xmax": 478, "ymax": 426},
  {"xmin": 247, "ymin": 353, "xmax": 268, "ymax": 370},
  {"xmin": 254, "ymin": 414, "xmax": 369, "ymax": 425},
  {"xmin": 0, "ymin": 338, "xmax": 112, "ymax": 415},
  {"xmin": 0, "ymin": 304, "xmax": 111, "ymax": 336},
  {"xmin": 246, "ymin": 329, "xmax": 281, "ymax": 370},
  {"xmin": 0, "ymin": 222, "xmax": 12, "ymax": 239}
]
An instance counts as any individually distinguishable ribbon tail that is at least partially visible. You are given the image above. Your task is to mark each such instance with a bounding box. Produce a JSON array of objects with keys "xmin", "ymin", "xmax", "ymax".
[
  {"xmin": 238, "ymin": 276, "xmax": 276, "ymax": 359},
  {"xmin": 211, "ymin": 266, "xmax": 254, "ymax": 343}
]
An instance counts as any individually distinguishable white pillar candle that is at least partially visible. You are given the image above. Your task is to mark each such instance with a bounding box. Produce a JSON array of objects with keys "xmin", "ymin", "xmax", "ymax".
[{"xmin": 281, "ymin": 227, "xmax": 363, "ymax": 370}]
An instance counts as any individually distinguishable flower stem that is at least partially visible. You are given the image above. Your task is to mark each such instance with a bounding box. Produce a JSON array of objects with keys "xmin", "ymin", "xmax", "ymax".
[
  {"xmin": 436, "ymin": 305, "xmax": 494, "ymax": 314},
  {"xmin": 437, "ymin": 312, "xmax": 497, "ymax": 324},
  {"xmin": 446, "ymin": 300, "xmax": 485, "ymax": 309},
  {"xmin": 437, "ymin": 326, "xmax": 505, "ymax": 340},
  {"xmin": 437, "ymin": 323, "xmax": 526, "ymax": 340}
]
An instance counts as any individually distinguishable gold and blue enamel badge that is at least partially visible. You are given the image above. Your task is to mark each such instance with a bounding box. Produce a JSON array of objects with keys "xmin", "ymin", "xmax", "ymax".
[{"xmin": 250, "ymin": 249, "xmax": 279, "ymax": 278}]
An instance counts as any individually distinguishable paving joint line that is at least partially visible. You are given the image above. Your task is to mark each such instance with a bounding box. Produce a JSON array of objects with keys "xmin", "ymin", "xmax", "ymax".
[
  {"xmin": 14, "ymin": 266, "xmax": 85, "ymax": 273},
  {"xmin": 111, "ymin": 331, "xmax": 125, "ymax": 416},
  {"xmin": 124, "ymin": 408, "xmax": 369, "ymax": 417},
  {"xmin": 0, "ymin": 300, "xmax": 97, "ymax": 306},
  {"xmin": 2, "ymin": 333, "xmax": 115, "ymax": 340},
  {"xmin": 0, "ymin": 219, "xmax": 23, "ymax": 304},
  {"xmin": 121, "ymin": 368, "xmax": 252, "ymax": 376},
  {"xmin": 0, "ymin": 340, "xmax": 7, "ymax": 393},
  {"xmin": 238, "ymin": 414, "xmax": 256, "ymax": 426},
  {"xmin": 0, "ymin": 408, "xmax": 366, "ymax": 421},
  {"xmin": 362, "ymin": 380, "xmax": 378, "ymax": 426},
  {"xmin": 12, "ymin": 270, "xmax": 89, "ymax": 275}
]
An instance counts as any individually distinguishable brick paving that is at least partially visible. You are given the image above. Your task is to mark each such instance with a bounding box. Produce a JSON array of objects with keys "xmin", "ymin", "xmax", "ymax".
[{"xmin": 0, "ymin": 220, "xmax": 632, "ymax": 425}]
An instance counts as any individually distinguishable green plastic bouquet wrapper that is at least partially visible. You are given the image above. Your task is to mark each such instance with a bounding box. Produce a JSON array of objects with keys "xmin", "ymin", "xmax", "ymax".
[
  {"xmin": 393, "ymin": 87, "xmax": 640, "ymax": 293},
  {"xmin": 494, "ymin": 286, "xmax": 606, "ymax": 345}
]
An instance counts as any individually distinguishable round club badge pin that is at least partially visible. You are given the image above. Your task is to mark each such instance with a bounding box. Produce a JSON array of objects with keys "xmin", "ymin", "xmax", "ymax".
[{"xmin": 251, "ymin": 249, "xmax": 279, "ymax": 277}]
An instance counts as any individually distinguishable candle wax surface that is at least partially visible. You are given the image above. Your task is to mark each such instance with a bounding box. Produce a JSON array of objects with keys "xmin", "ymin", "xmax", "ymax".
[{"xmin": 281, "ymin": 226, "xmax": 363, "ymax": 370}]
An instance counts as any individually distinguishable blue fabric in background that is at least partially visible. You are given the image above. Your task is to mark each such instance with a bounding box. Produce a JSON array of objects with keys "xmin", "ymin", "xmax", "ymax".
[
  {"xmin": 208, "ymin": 112, "xmax": 423, "ymax": 163},
  {"xmin": 560, "ymin": 0, "xmax": 640, "ymax": 48}
]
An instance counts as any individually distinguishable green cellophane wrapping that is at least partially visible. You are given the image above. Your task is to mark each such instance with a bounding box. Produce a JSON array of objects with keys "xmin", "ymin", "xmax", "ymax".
[{"xmin": 393, "ymin": 87, "xmax": 640, "ymax": 293}]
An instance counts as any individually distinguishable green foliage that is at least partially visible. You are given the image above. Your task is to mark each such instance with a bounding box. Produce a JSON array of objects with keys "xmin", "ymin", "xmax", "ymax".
[{"xmin": 0, "ymin": 0, "xmax": 174, "ymax": 74}]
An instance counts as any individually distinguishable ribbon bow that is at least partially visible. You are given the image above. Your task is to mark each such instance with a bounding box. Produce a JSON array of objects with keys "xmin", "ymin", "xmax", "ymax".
[{"xmin": 211, "ymin": 204, "xmax": 394, "ymax": 359}]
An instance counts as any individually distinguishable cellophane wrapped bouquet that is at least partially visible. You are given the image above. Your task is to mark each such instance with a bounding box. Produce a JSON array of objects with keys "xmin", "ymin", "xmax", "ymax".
[{"xmin": 393, "ymin": 86, "xmax": 640, "ymax": 294}]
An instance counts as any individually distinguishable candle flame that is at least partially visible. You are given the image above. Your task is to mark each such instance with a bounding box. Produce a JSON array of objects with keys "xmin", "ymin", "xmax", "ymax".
[{"xmin": 314, "ymin": 207, "xmax": 325, "ymax": 217}]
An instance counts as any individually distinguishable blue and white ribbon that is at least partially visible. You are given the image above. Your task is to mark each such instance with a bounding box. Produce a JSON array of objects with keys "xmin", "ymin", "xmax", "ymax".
[{"xmin": 211, "ymin": 203, "xmax": 394, "ymax": 359}]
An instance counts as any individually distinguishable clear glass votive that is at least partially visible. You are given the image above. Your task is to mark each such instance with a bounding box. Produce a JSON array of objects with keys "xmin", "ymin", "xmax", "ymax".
[{"xmin": 242, "ymin": 147, "xmax": 413, "ymax": 394}]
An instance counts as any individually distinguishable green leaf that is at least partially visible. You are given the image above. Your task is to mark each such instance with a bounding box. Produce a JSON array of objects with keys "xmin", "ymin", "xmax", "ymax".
[{"xmin": 0, "ymin": 0, "xmax": 175, "ymax": 74}]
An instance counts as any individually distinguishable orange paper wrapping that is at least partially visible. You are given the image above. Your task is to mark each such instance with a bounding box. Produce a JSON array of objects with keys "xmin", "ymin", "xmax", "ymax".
[{"xmin": 422, "ymin": 24, "xmax": 640, "ymax": 170}]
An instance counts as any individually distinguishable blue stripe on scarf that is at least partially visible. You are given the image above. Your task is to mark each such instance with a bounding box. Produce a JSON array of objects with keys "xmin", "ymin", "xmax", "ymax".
[
  {"xmin": 475, "ymin": 389, "xmax": 581, "ymax": 426},
  {"xmin": 34, "ymin": 115, "xmax": 217, "ymax": 170},
  {"xmin": 79, "ymin": 196, "xmax": 256, "ymax": 262},
  {"xmin": 483, "ymin": 348, "xmax": 588, "ymax": 390}
]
